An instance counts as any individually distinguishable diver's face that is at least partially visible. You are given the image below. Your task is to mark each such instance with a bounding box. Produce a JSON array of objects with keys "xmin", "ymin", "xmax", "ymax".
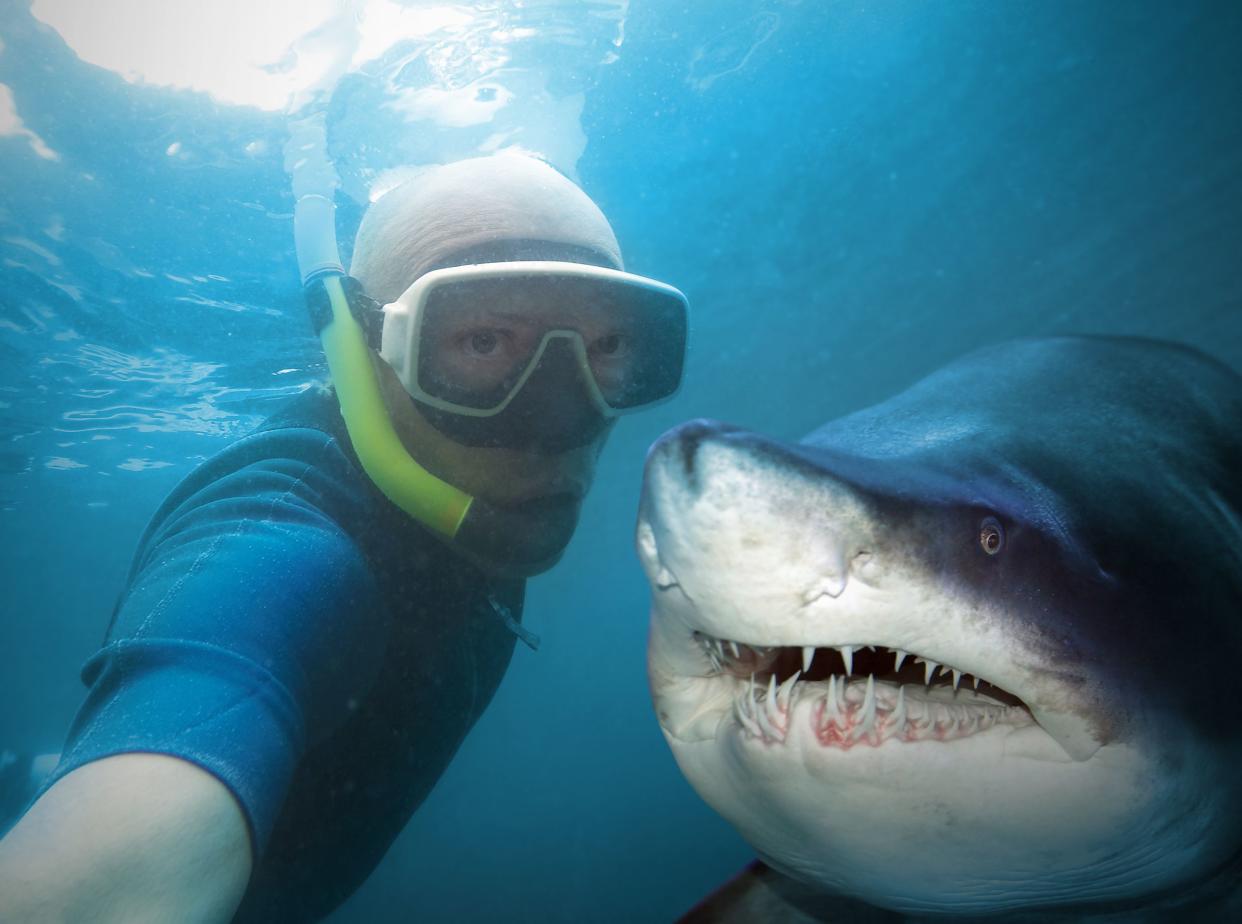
[{"xmin": 374, "ymin": 355, "xmax": 613, "ymax": 575}]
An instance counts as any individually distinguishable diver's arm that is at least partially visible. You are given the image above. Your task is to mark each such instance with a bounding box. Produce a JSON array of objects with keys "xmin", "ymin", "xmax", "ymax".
[{"xmin": 0, "ymin": 752, "xmax": 251, "ymax": 924}]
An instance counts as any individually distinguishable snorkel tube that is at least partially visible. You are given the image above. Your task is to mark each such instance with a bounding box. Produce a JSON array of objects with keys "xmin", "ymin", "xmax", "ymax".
[{"xmin": 294, "ymin": 193, "xmax": 473, "ymax": 537}]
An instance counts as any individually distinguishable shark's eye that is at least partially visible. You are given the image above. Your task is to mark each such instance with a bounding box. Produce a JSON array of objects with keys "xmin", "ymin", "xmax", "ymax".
[{"xmin": 979, "ymin": 516, "xmax": 1005, "ymax": 556}]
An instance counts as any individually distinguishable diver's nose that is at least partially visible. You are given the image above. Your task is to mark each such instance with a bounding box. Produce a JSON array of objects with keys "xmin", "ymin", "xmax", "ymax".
[{"xmin": 506, "ymin": 340, "xmax": 611, "ymax": 453}]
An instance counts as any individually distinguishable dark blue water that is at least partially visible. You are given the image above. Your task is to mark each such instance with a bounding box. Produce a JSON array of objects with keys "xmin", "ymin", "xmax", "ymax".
[{"xmin": 1, "ymin": 0, "xmax": 1239, "ymax": 920}]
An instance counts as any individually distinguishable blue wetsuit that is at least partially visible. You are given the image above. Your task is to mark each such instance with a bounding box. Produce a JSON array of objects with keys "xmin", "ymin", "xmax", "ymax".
[{"xmin": 39, "ymin": 390, "xmax": 525, "ymax": 922}]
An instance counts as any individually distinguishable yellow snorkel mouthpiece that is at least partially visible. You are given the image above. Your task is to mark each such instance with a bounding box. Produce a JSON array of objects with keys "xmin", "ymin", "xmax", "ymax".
[{"xmin": 314, "ymin": 274, "xmax": 473, "ymax": 537}]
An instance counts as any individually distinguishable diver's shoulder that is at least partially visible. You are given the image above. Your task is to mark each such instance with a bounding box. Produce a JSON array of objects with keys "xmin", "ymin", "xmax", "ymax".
[
  {"xmin": 138, "ymin": 388, "xmax": 366, "ymax": 541},
  {"xmin": 251, "ymin": 384, "xmax": 347, "ymax": 440},
  {"xmin": 212, "ymin": 385, "xmax": 352, "ymax": 475}
]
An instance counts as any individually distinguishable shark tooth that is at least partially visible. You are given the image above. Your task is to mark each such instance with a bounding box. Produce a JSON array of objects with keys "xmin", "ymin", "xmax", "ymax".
[
  {"xmin": 802, "ymin": 646, "xmax": 816, "ymax": 673},
  {"xmin": 777, "ymin": 671, "xmax": 801, "ymax": 710},
  {"xmin": 841, "ymin": 645, "xmax": 855, "ymax": 675},
  {"xmin": 734, "ymin": 694, "xmax": 762, "ymax": 737},
  {"xmin": 853, "ymin": 675, "xmax": 877, "ymax": 740},
  {"xmin": 924, "ymin": 660, "xmax": 939, "ymax": 685},
  {"xmin": 824, "ymin": 675, "xmax": 842, "ymax": 727},
  {"xmin": 890, "ymin": 685, "xmax": 907, "ymax": 731},
  {"xmin": 755, "ymin": 694, "xmax": 783, "ymax": 741}
]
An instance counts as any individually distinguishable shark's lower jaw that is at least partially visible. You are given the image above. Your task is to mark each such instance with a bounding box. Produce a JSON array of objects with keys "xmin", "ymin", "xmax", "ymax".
[{"xmin": 697, "ymin": 634, "xmax": 1033, "ymax": 748}]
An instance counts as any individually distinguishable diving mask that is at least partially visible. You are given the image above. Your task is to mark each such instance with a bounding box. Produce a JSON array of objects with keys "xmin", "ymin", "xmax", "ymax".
[{"xmin": 379, "ymin": 261, "xmax": 689, "ymax": 420}]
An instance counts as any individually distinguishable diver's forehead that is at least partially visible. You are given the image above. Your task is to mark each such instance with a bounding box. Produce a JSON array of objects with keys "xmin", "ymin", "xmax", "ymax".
[{"xmin": 415, "ymin": 237, "xmax": 622, "ymax": 279}]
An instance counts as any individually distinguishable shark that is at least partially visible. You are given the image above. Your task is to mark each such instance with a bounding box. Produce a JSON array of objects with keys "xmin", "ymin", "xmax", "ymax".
[{"xmin": 637, "ymin": 337, "xmax": 1242, "ymax": 920}]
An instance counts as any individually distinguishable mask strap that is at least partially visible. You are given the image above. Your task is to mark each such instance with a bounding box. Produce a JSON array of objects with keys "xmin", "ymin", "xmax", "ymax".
[{"xmin": 306, "ymin": 274, "xmax": 383, "ymax": 349}]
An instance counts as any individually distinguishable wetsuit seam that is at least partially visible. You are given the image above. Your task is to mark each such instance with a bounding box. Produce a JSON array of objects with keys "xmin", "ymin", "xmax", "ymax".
[{"xmin": 131, "ymin": 453, "xmax": 322, "ymax": 639}]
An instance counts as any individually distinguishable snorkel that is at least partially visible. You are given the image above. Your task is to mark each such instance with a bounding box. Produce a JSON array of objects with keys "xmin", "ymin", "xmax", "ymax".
[{"xmin": 294, "ymin": 192, "xmax": 473, "ymax": 537}]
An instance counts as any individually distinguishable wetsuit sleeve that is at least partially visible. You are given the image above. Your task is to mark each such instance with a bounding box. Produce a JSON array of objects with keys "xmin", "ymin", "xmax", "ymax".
[{"xmin": 39, "ymin": 430, "xmax": 385, "ymax": 857}]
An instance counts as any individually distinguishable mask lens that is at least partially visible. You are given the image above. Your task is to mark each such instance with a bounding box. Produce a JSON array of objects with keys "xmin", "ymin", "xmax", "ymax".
[
  {"xmin": 415, "ymin": 277, "xmax": 542, "ymax": 410},
  {"xmin": 414, "ymin": 270, "xmax": 687, "ymax": 413},
  {"xmin": 586, "ymin": 282, "xmax": 686, "ymax": 410}
]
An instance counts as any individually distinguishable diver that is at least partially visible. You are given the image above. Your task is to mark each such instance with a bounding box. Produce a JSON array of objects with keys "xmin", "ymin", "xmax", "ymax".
[{"xmin": 0, "ymin": 152, "xmax": 688, "ymax": 922}]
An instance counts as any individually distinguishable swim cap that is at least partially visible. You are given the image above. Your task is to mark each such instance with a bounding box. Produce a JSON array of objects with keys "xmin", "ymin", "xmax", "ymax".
[{"xmin": 350, "ymin": 153, "xmax": 623, "ymax": 303}]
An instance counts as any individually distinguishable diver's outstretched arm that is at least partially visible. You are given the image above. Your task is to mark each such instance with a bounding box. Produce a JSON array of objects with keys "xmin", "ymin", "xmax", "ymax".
[{"xmin": 0, "ymin": 752, "xmax": 251, "ymax": 923}]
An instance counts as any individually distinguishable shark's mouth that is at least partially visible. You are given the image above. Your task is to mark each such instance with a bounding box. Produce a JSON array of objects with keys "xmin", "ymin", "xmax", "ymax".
[{"xmin": 694, "ymin": 632, "xmax": 1034, "ymax": 748}]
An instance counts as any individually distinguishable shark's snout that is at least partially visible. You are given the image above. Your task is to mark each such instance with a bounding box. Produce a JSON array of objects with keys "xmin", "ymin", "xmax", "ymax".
[
  {"xmin": 642, "ymin": 420, "xmax": 892, "ymax": 613},
  {"xmin": 645, "ymin": 418, "xmax": 751, "ymax": 489}
]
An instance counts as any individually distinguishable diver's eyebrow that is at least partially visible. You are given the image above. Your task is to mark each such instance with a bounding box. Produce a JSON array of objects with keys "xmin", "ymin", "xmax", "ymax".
[
  {"xmin": 489, "ymin": 311, "xmax": 538, "ymax": 324},
  {"xmin": 478, "ymin": 308, "xmax": 589, "ymax": 326},
  {"xmin": 454, "ymin": 309, "xmax": 539, "ymax": 326}
]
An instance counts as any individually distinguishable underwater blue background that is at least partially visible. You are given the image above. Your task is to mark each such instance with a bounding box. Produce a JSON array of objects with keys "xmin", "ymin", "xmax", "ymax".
[{"xmin": 1, "ymin": 0, "xmax": 1240, "ymax": 920}]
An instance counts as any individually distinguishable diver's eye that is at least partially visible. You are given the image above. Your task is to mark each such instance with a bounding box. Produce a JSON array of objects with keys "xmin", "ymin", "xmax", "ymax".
[
  {"xmin": 979, "ymin": 516, "xmax": 1005, "ymax": 556},
  {"xmin": 591, "ymin": 332, "xmax": 628, "ymax": 357},
  {"xmin": 466, "ymin": 331, "xmax": 500, "ymax": 356}
]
